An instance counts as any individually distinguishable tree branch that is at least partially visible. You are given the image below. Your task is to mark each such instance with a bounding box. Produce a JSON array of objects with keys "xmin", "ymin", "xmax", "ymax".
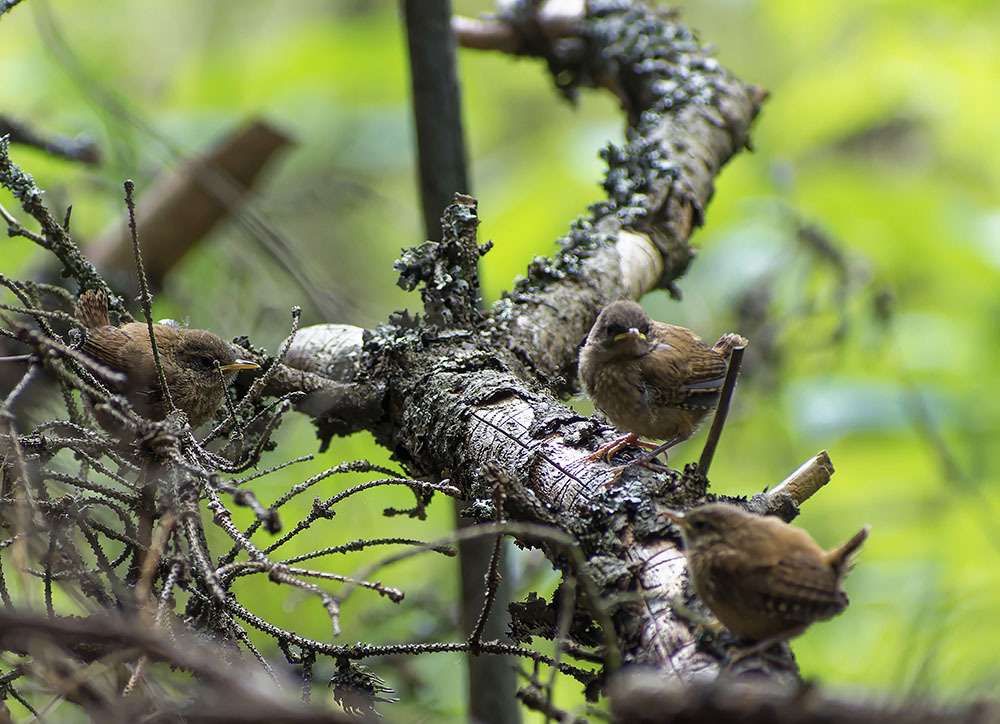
[
  {"xmin": 87, "ymin": 119, "xmax": 292, "ymax": 290},
  {"xmin": 0, "ymin": 115, "xmax": 101, "ymax": 164},
  {"xmin": 608, "ymin": 670, "xmax": 995, "ymax": 724},
  {"xmin": 457, "ymin": 1, "xmax": 766, "ymax": 387},
  {"xmin": 278, "ymin": 2, "xmax": 775, "ymax": 690}
]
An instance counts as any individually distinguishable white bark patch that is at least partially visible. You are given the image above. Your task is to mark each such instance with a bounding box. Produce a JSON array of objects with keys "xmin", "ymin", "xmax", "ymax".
[{"xmin": 616, "ymin": 231, "xmax": 664, "ymax": 299}]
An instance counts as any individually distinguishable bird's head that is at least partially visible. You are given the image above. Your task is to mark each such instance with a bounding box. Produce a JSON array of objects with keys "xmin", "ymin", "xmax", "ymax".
[
  {"xmin": 589, "ymin": 300, "xmax": 651, "ymax": 356},
  {"xmin": 663, "ymin": 503, "xmax": 753, "ymax": 552},
  {"xmin": 172, "ymin": 330, "xmax": 259, "ymax": 387}
]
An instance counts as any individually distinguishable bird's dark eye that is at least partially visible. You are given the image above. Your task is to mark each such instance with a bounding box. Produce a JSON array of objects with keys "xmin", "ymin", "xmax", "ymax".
[
  {"xmin": 691, "ymin": 520, "xmax": 710, "ymax": 532},
  {"xmin": 197, "ymin": 355, "xmax": 218, "ymax": 370},
  {"xmin": 606, "ymin": 324, "xmax": 627, "ymax": 338}
]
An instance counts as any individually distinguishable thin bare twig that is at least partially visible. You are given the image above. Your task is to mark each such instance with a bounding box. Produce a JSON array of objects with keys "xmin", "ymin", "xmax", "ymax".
[
  {"xmin": 468, "ymin": 531, "xmax": 503, "ymax": 649},
  {"xmin": 697, "ymin": 345, "xmax": 746, "ymax": 477},
  {"xmin": 124, "ymin": 179, "xmax": 175, "ymax": 417}
]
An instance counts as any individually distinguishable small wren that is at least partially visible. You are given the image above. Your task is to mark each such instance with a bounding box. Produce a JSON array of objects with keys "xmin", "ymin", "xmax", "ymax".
[
  {"xmin": 76, "ymin": 289, "xmax": 259, "ymax": 428},
  {"xmin": 579, "ymin": 300, "xmax": 746, "ymax": 461},
  {"xmin": 664, "ymin": 502, "xmax": 869, "ymax": 652}
]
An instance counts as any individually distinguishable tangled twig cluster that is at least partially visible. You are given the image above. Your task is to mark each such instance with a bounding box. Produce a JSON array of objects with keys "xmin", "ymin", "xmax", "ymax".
[
  {"xmin": 2, "ymin": 0, "xmax": 780, "ymax": 719},
  {"xmin": 2, "ymin": 137, "xmax": 577, "ymax": 720}
]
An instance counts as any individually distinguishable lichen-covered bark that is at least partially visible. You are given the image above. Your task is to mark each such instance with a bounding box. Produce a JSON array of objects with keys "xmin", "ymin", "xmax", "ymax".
[
  {"xmin": 347, "ymin": 195, "xmax": 795, "ymax": 686},
  {"xmin": 480, "ymin": 2, "xmax": 766, "ymax": 388},
  {"xmin": 284, "ymin": 1, "xmax": 784, "ymax": 691}
]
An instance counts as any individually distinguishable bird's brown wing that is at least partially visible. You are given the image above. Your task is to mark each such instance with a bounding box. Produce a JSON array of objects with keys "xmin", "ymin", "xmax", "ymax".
[
  {"xmin": 694, "ymin": 555, "xmax": 846, "ymax": 642},
  {"xmin": 80, "ymin": 325, "xmax": 132, "ymax": 374},
  {"xmin": 753, "ymin": 554, "xmax": 848, "ymax": 624},
  {"xmin": 683, "ymin": 352, "xmax": 729, "ymax": 388},
  {"xmin": 80, "ymin": 325, "xmax": 164, "ymax": 419},
  {"xmin": 640, "ymin": 322, "xmax": 730, "ymax": 408},
  {"xmin": 703, "ymin": 551, "xmax": 847, "ymax": 622}
]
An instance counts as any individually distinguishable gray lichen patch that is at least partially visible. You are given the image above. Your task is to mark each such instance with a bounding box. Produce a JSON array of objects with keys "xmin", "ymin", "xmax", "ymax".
[{"xmin": 393, "ymin": 193, "xmax": 492, "ymax": 330}]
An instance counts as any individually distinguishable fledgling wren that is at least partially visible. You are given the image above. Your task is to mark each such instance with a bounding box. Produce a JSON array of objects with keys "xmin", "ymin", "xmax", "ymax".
[
  {"xmin": 664, "ymin": 502, "xmax": 869, "ymax": 653},
  {"xmin": 76, "ymin": 289, "xmax": 259, "ymax": 428},
  {"xmin": 579, "ymin": 300, "xmax": 746, "ymax": 461}
]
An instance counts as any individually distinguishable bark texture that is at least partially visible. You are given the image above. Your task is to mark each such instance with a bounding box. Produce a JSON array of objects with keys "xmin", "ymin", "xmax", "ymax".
[{"xmin": 280, "ymin": 1, "xmax": 786, "ymax": 691}]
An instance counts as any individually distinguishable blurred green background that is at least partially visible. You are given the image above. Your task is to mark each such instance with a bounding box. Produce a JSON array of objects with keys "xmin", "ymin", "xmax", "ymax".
[{"xmin": 3, "ymin": 0, "xmax": 999, "ymax": 720}]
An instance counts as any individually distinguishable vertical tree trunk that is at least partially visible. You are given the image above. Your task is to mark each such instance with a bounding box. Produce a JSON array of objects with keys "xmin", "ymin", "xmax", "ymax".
[{"xmin": 401, "ymin": 2, "xmax": 520, "ymax": 721}]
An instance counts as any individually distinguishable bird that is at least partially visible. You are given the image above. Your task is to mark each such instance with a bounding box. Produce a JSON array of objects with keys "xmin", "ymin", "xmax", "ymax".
[
  {"xmin": 75, "ymin": 289, "xmax": 259, "ymax": 428},
  {"xmin": 578, "ymin": 300, "xmax": 746, "ymax": 463},
  {"xmin": 663, "ymin": 502, "xmax": 869, "ymax": 657}
]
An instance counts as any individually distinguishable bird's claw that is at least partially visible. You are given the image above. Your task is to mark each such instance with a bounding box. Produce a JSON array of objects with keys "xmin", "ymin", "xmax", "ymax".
[{"xmin": 586, "ymin": 433, "xmax": 660, "ymax": 464}]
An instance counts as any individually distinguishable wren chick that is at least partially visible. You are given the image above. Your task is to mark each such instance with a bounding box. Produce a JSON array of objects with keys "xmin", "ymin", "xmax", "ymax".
[
  {"xmin": 579, "ymin": 300, "xmax": 746, "ymax": 462},
  {"xmin": 664, "ymin": 502, "xmax": 869, "ymax": 655},
  {"xmin": 76, "ymin": 289, "xmax": 259, "ymax": 428}
]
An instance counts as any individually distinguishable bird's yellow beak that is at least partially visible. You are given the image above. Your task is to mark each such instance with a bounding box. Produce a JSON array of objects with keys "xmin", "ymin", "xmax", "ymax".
[
  {"xmin": 613, "ymin": 327, "xmax": 646, "ymax": 343},
  {"xmin": 220, "ymin": 359, "xmax": 260, "ymax": 372},
  {"xmin": 662, "ymin": 509, "xmax": 686, "ymax": 525}
]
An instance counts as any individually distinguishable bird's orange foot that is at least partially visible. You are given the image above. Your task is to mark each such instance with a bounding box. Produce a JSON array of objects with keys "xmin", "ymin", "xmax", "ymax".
[
  {"xmin": 586, "ymin": 433, "xmax": 658, "ymax": 463},
  {"xmin": 590, "ymin": 436, "xmax": 675, "ymax": 488}
]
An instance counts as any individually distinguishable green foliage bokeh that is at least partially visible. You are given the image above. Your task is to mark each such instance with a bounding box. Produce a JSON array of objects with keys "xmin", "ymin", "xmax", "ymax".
[{"xmin": 2, "ymin": 0, "xmax": 999, "ymax": 720}]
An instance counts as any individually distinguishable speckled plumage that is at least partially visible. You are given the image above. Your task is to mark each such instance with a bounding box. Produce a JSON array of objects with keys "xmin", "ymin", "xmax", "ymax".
[
  {"xmin": 667, "ymin": 503, "xmax": 869, "ymax": 642},
  {"xmin": 76, "ymin": 289, "xmax": 258, "ymax": 427},
  {"xmin": 579, "ymin": 300, "xmax": 746, "ymax": 445}
]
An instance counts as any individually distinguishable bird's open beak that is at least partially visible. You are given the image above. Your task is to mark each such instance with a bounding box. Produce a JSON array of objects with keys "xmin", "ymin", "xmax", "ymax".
[
  {"xmin": 220, "ymin": 359, "xmax": 260, "ymax": 372},
  {"xmin": 662, "ymin": 509, "xmax": 686, "ymax": 525},
  {"xmin": 613, "ymin": 327, "xmax": 646, "ymax": 343}
]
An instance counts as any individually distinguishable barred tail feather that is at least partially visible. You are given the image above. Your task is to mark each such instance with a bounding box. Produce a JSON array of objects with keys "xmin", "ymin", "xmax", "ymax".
[
  {"xmin": 712, "ymin": 332, "xmax": 748, "ymax": 357},
  {"xmin": 825, "ymin": 525, "xmax": 870, "ymax": 576},
  {"xmin": 76, "ymin": 289, "xmax": 110, "ymax": 329}
]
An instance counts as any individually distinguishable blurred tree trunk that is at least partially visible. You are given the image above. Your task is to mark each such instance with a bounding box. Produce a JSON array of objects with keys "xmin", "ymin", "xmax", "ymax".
[{"xmin": 400, "ymin": 1, "xmax": 520, "ymax": 722}]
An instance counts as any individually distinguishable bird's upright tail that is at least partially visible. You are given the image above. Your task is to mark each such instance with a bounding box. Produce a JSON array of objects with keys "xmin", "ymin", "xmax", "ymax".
[
  {"xmin": 713, "ymin": 332, "xmax": 748, "ymax": 358},
  {"xmin": 76, "ymin": 289, "xmax": 111, "ymax": 329},
  {"xmin": 825, "ymin": 525, "xmax": 871, "ymax": 577}
]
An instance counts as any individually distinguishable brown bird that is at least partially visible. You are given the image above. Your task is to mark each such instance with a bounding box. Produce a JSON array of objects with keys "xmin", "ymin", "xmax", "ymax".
[
  {"xmin": 76, "ymin": 289, "xmax": 259, "ymax": 428},
  {"xmin": 664, "ymin": 502, "xmax": 869, "ymax": 654},
  {"xmin": 579, "ymin": 300, "xmax": 746, "ymax": 462}
]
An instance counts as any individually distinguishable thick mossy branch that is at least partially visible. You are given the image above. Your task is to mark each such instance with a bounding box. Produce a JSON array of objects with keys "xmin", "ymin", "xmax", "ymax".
[
  {"xmin": 456, "ymin": 2, "xmax": 766, "ymax": 387},
  {"xmin": 358, "ymin": 198, "xmax": 799, "ymax": 685},
  {"xmin": 280, "ymin": 1, "xmax": 772, "ymax": 688}
]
